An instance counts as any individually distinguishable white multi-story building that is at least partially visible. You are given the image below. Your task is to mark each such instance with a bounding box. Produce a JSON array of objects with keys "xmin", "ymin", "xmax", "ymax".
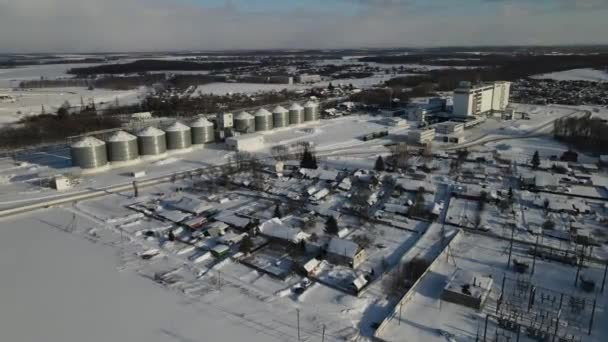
[{"xmin": 453, "ymin": 81, "xmax": 510, "ymax": 118}]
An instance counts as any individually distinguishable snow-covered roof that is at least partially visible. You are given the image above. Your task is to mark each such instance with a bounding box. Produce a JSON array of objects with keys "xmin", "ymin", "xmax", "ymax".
[
  {"xmin": 214, "ymin": 211, "xmax": 251, "ymax": 228},
  {"xmin": 351, "ymin": 274, "xmax": 368, "ymax": 291},
  {"xmin": 327, "ymin": 237, "xmax": 361, "ymax": 259},
  {"xmin": 272, "ymin": 105, "xmax": 288, "ymax": 113},
  {"xmin": 165, "ymin": 122, "xmax": 190, "ymax": 132},
  {"xmin": 303, "ymin": 258, "xmax": 321, "ymax": 273},
  {"xmin": 131, "ymin": 111, "xmax": 152, "ymax": 120},
  {"xmin": 304, "ymin": 101, "xmax": 318, "ymax": 108},
  {"xmin": 259, "ymin": 218, "xmax": 308, "ymax": 243},
  {"xmin": 289, "ymin": 103, "xmax": 303, "ymax": 111},
  {"xmin": 106, "ymin": 131, "xmax": 136, "ymax": 142},
  {"xmin": 190, "ymin": 117, "xmax": 214, "ymax": 127},
  {"xmin": 71, "ymin": 136, "xmax": 105, "ymax": 148},
  {"xmin": 254, "ymin": 108, "xmax": 272, "ymax": 117},
  {"xmin": 165, "ymin": 196, "xmax": 212, "ymax": 215},
  {"xmin": 137, "ymin": 126, "xmax": 165, "ymax": 137},
  {"xmin": 235, "ymin": 111, "xmax": 254, "ymax": 119}
]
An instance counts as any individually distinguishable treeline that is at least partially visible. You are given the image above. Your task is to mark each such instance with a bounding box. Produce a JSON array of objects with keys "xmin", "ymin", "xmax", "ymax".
[
  {"xmin": 0, "ymin": 114, "xmax": 121, "ymax": 149},
  {"xmin": 364, "ymin": 54, "xmax": 608, "ymax": 87},
  {"xmin": 68, "ymin": 60, "xmax": 254, "ymax": 75},
  {"xmin": 142, "ymin": 90, "xmax": 301, "ymax": 117},
  {"xmin": 553, "ymin": 116, "xmax": 608, "ymax": 153}
]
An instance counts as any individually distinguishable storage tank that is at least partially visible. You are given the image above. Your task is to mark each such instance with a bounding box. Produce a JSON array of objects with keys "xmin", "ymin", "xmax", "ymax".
[
  {"xmin": 272, "ymin": 105, "xmax": 289, "ymax": 128},
  {"xmin": 106, "ymin": 131, "xmax": 139, "ymax": 163},
  {"xmin": 254, "ymin": 108, "xmax": 273, "ymax": 132},
  {"xmin": 137, "ymin": 126, "xmax": 167, "ymax": 156},
  {"xmin": 165, "ymin": 122, "xmax": 192, "ymax": 150},
  {"xmin": 304, "ymin": 101, "xmax": 319, "ymax": 122},
  {"xmin": 234, "ymin": 111, "xmax": 255, "ymax": 133},
  {"xmin": 70, "ymin": 136, "xmax": 108, "ymax": 169},
  {"xmin": 190, "ymin": 117, "xmax": 215, "ymax": 145},
  {"xmin": 289, "ymin": 103, "xmax": 304, "ymax": 125}
]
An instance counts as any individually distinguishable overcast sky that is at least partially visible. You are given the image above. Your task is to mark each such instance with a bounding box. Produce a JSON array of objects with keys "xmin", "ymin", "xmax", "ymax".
[{"xmin": 1, "ymin": 0, "xmax": 607, "ymax": 52}]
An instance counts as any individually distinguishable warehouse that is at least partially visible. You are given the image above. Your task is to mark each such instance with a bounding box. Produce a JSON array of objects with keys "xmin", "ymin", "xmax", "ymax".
[{"xmin": 225, "ymin": 134, "xmax": 265, "ymax": 152}]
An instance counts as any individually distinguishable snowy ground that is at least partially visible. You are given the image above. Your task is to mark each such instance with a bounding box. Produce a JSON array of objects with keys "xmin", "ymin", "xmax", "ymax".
[
  {"xmin": 0, "ymin": 86, "xmax": 145, "ymax": 125},
  {"xmin": 530, "ymin": 68, "xmax": 608, "ymax": 82},
  {"xmin": 379, "ymin": 232, "xmax": 608, "ymax": 342}
]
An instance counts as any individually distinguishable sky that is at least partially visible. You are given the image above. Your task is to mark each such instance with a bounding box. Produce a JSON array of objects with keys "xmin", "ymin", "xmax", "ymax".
[{"xmin": 0, "ymin": 0, "xmax": 607, "ymax": 53}]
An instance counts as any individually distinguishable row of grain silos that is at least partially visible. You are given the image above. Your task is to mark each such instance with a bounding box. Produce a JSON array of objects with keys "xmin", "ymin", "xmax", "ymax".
[
  {"xmin": 233, "ymin": 101, "xmax": 319, "ymax": 134},
  {"xmin": 70, "ymin": 117, "xmax": 215, "ymax": 171}
]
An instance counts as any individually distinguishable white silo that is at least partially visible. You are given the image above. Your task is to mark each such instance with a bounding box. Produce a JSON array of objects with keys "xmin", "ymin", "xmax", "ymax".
[
  {"xmin": 70, "ymin": 136, "xmax": 108, "ymax": 171},
  {"xmin": 234, "ymin": 111, "xmax": 255, "ymax": 133},
  {"xmin": 190, "ymin": 117, "xmax": 215, "ymax": 145},
  {"xmin": 165, "ymin": 122, "xmax": 192, "ymax": 151},
  {"xmin": 254, "ymin": 108, "xmax": 273, "ymax": 132},
  {"xmin": 304, "ymin": 101, "xmax": 319, "ymax": 122},
  {"xmin": 289, "ymin": 103, "xmax": 304, "ymax": 125},
  {"xmin": 272, "ymin": 105, "xmax": 289, "ymax": 128},
  {"xmin": 137, "ymin": 127, "xmax": 167, "ymax": 157}
]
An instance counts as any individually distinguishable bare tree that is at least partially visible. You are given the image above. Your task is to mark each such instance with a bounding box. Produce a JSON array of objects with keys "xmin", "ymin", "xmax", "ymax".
[
  {"xmin": 391, "ymin": 143, "xmax": 411, "ymax": 170},
  {"xmin": 271, "ymin": 144, "xmax": 290, "ymax": 161}
]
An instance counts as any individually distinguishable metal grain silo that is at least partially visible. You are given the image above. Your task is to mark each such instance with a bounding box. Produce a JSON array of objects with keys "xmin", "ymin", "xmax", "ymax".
[
  {"xmin": 272, "ymin": 105, "xmax": 289, "ymax": 128},
  {"xmin": 70, "ymin": 136, "xmax": 108, "ymax": 169},
  {"xmin": 234, "ymin": 111, "xmax": 255, "ymax": 133},
  {"xmin": 254, "ymin": 108, "xmax": 273, "ymax": 132},
  {"xmin": 106, "ymin": 131, "xmax": 139, "ymax": 163},
  {"xmin": 304, "ymin": 101, "xmax": 319, "ymax": 122},
  {"xmin": 165, "ymin": 122, "xmax": 192, "ymax": 151},
  {"xmin": 137, "ymin": 126, "xmax": 167, "ymax": 156},
  {"xmin": 190, "ymin": 117, "xmax": 215, "ymax": 145},
  {"xmin": 289, "ymin": 103, "xmax": 304, "ymax": 125}
]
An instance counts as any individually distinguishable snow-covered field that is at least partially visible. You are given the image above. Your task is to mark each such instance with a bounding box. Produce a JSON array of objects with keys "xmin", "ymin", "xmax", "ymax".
[
  {"xmin": 530, "ymin": 68, "xmax": 608, "ymax": 82},
  {"xmin": 0, "ymin": 208, "xmax": 282, "ymax": 342},
  {"xmin": 0, "ymin": 87, "xmax": 145, "ymax": 125}
]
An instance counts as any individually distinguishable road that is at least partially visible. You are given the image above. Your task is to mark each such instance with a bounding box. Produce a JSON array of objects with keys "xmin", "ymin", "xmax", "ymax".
[{"xmin": 444, "ymin": 108, "xmax": 589, "ymax": 151}]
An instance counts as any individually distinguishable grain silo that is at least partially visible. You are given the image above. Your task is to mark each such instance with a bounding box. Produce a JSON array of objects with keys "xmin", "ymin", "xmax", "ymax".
[
  {"xmin": 165, "ymin": 122, "xmax": 192, "ymax": 151},
  {"xmin": 137, "ymin": 126, "xmax": 167, "ymax": 156},
  {"xmin": 254, "ymin": 108, "xmax": 273, "ymax": 132},
  {"xmin": 70, "ymin": 136, "xmax": 108, "ymax": 170},
  {"xmin": 289, "ymin": 103, "xmax": 304, "ymax": 125},
  {"xmin": 272, "ymin": 105, "xmax": 289, "ymax": 128},
  {"xmin": 234, "ymin": 111, "xmax": 255, "ymax": 133},
  {"xmin": 304, "ymin": 101, "xmax": 319, "ymax": 122},
  {"xmin": 190, "ymin": 117, "xmax": 215, "ymax": 145},
  {"xmin": 106, "ymin": 131, "xmax": 139, "ymax": 164}
]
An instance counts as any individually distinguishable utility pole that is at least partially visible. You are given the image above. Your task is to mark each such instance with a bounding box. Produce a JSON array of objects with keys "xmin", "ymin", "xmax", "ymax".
[
  {"xmin": 507, "ymin": 223, "xmax": 515, "ymax": 268},
  {"xmin": 321, "ymin": 324, "xmax": 325, "ymax": 342},
  {"xmin": 296, "ymin": 309, "xmax": 301, "ymax": 341},
  {"xmin": 531, "ymin": 235, "xmax": 539, "ymax": 275},
  {"xmin": 574, "ymin": 245, "xmax": 586, "ymax": 287},
  {"xmin": 132, "ymin": 181, "xmax": 139, "ymax": 198}
]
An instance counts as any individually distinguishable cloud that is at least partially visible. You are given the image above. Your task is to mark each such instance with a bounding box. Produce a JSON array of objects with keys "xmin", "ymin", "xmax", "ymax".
[{"xmin": 0, "ymin": 0, "xmax": 606, "ymax": 53}]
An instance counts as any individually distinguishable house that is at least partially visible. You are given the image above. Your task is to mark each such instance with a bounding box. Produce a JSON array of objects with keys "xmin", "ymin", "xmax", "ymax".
[
  {"xmin": 325, "ymin": 237, "xmax": 366, "ymax": 269},
  {"xmin": 166, "ymin": 196, "xmax": 213, "ymax": 215},
  {"xmin": 211, "ymin": 244, "xmax": 230, "ymax": 258},
  {"xmin": 349, "ymin": 274, "xmax": 369, "ymax": 293},
  {"xmin": 301, "ymin": 258, "xmax": 322, "ymax": 277},
  {"xmin": 561, "ymin": 150, "xmax": 578, "ymax": 163},
  {"xmin": 258, "ymin": 217, "xmax": 309, "ymax": 244},
  {"xmin": 205, "ymin": 221, "xmax": 229, "ymax": 237}
]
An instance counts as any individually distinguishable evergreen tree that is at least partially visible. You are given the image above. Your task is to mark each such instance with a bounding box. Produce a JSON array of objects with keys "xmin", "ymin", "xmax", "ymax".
[
  {"xmin": 531, "ymin": 151, "xmax": 540, "ymax": 170},
  {"xmin": 327, "ymin": 82, "xmax": 335, "ymax": 91},
  {"xmin": 374, "ymin": 156, "xmax": 385, "ymax": 172},
  {"xmin": 300, "ymin": 147, "xmax": 318, "ymax": 169},
  {"xmin": 239, "ymin": 235, "xmax": 253, "ymax": 254},
  {"xmin": 325, "ymin": 216, "xmax": 339, "ymax": 235},
  {"xmin": 273, "ymin": 203, "xmax": 282, "ymax": 218},
  {"xmin": 508, "ymin": 187, "xmax": 514, "ymax": 202}
]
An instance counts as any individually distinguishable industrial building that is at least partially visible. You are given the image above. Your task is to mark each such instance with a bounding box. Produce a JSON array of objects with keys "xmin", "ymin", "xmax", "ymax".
[
  {"xmin": 226, "ymin": 134, "xmax": 265, "ymax": 152},
  {"xmin": 408, "ymin": 128, "xmax": 436, "ymax": 145},
  {"xmin": 434, "ymin": 121, "xmax": 465, "ymax": 135},
  {"xmin": 453, "ymin": 81, "xmax": 511, "ymax": 117}
]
